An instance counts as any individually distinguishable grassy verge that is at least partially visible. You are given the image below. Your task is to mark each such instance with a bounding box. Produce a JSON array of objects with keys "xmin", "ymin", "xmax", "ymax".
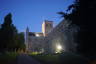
[
  {"xmin": 29, "ymin": 52, "xmax": 89, "ymax": 64},
  {"xmin": 0, "ymin": 52, "xmax": 18, "ymax": 64},
  {"xmin": 29, "ymin": 54, "xmax": 60, "ymax": 64}
]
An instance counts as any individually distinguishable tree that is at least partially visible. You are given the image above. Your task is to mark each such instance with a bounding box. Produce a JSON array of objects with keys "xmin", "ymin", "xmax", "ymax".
[
  {"xmin": 0, "ymin": 13, "xmax": 18, "ymax": 52},
  {"xmin": 16, "ymin": 32, "xmax": 25, "ymax": 52},
  {"xmin": 0, "ymin": 13, "xmax": 26, "ymax": 53},
  {"xmin": 58, "ymin": 0, "xmax": 96, "ymax": 58}
]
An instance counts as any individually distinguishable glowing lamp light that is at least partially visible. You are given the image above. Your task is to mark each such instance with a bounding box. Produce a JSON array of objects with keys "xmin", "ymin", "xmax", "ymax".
[
  {"xmin": 36, "ymin": 34, "xmax": 40, "ymax": 37},
  {"xmin": 56, "ymin": 44, "xmax": 62, "ymax": 53},
  {"xmin": 57, "ymin": 45, "xmax": 62, "ymax": 50}
]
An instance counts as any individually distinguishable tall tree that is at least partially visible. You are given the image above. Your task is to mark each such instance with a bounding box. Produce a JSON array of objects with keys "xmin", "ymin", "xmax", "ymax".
[
  {"xmin": 58, "ymin": 0, "xmax": 96, "ymax": 58},
  {"xmin": 17, "ymin": 32, "xmax": 25, "ymax": 51},
  {"xmin": 0, "ymin": 13, "xmax": 18, "ymax": 52}
]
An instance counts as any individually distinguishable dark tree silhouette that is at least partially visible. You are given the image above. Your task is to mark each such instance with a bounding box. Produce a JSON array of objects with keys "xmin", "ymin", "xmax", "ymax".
[
  {"xmin": 58, "ymin": 0, "xmax": 96, "ymax": 59},
  {"xmin": 0, "ymin": 13, "xmax": 26, "ymax": 53},
  {"xmin": 0, "ymin": 13, "xmax": 18, "ymax": 52},
  {"xmin": 17, "ymin": 32, "xmax": 25, "ymax": 51}
]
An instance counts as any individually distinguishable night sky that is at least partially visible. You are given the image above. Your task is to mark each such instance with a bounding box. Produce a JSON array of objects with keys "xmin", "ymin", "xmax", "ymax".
[{"xmin": 0, "ymin": 0, "xmax": 74, "ymax": 32}]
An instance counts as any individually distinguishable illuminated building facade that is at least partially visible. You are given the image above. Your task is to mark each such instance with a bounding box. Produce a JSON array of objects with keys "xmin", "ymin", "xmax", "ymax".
[
  {"xmin": 25, "ymin": 19, "xmax": 78, "ymax": 53},
  {"xmin": 25, "ymin": 20, "xmax": 53, "ymax": 53}
]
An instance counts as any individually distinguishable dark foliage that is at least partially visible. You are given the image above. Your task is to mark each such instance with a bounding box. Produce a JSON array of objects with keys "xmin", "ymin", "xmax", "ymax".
[
  {"xmin": 17, "ymin": 32, "xmax": 26, "ymax": 51},
  {"xmin": 58, "ymin": 0, "xmax": 96, "ymax": 59},
  {"xmin": 0, "ymin": 13, "xmax": 17, "ymax": 52},
  {"xmin": 0, "ymin": 13, "xmax": 25, "ymax": 53}
]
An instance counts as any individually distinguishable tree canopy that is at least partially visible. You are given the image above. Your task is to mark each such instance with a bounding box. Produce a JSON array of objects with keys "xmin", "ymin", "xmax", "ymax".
[
  {"xmin": 58, "ymin": 0, "xmax": 96, "ymax": 58},
  {"xmin": 0, "ymin": 13, "xmax": 25, "ymax": 53}
]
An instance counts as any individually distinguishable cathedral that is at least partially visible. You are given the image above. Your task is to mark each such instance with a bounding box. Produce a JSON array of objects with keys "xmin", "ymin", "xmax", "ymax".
[
  {"xmin": 25, "ymin": 19, "xmax": 79, "ymax": 53},
  {"xmin": 25, "ymin": 20, "xmax": 53, "ymax": 53}
]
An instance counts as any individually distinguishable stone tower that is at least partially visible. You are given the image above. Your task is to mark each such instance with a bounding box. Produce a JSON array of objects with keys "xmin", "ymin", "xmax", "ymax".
[
  {"xmin": 42, "ymin": 20, "xmax": 53, "ymax": 36},
  {"xmin": 0, "ymin": 24, "xmax": 1, "ymax": 28},
  {"xmin": 25, "ymin": 27, "xmax": 29, "ymax": 51}
]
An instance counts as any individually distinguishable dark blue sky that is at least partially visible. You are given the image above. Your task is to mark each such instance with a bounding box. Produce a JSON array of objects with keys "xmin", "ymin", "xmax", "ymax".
[{"xmin": 0, "ymin": 0, "xmax": 74, "ymax": 32}]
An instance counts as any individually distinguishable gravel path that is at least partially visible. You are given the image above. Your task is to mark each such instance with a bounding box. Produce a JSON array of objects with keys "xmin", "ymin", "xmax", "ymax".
[{"xmin": 17, "ymin": 54, "xmax": 41, "ymax": 64}]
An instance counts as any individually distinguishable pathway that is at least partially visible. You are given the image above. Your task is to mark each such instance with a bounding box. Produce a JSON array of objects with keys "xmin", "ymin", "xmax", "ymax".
[{"xmin": 17, "ymin": 54, "xmax": 41, "ymax": 64}]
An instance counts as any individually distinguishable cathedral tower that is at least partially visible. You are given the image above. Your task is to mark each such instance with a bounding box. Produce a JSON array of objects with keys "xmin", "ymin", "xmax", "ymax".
[
  {"xmin": 25, "ymin": 27, "xmax": 29, "ymax": 51},
  {"xmin": 42, "ymin": 20, "xmax": 53, "ymax": 36}
]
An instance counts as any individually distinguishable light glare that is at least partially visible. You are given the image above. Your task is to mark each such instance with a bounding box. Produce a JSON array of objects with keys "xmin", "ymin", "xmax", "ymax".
[
  {"xmin": 57, "ymin": 45, "xmax": 62, "ymax": 50},
  {"xmin": 55, "ymin": 44, "xmax": 62, "ymax": 53}
]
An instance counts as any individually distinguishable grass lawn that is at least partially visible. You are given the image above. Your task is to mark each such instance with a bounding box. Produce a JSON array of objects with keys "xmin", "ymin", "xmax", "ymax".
[
  {"xmin": 0, "ymin": 52, "xmax": 18, "ymax": 64},
  {"xmin": 30, "ymin": 54, "xmax": 60, "ymax": 64},
  {"xmin": 29, "ymin": 52, "xmax": 89, "ymax": 64}
]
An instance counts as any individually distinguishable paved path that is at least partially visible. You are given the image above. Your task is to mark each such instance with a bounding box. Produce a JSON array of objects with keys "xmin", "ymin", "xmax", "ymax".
[{"xmin": 17, "ymin": 54, "xmax": 41, "ymax": 64}]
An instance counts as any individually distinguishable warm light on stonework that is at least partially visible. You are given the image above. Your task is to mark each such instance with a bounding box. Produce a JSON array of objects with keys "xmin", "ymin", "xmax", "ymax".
[
  {"xmin": 57, "ymin": 45, "xmax": 62, "ymax": 50},
  {"xmin": 56, "ymin": 44, "xmax": 62, "ymax": 53}
]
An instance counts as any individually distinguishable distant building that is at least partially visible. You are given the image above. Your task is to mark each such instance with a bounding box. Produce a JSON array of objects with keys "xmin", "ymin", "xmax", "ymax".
[
  {"xmin": 0, "ymin": 24, "xmax": 1, "ymax": 28},
  {"xmin": 25, "ymin": 19, "xmax": 78, "ymax": 53},
  {"xmin": 25, "ymin": 20, "xmax": 53, "ymax": 52},
  {"xmin": 42, "ymin": 20, "xmax": 53, "ymax": 36}
]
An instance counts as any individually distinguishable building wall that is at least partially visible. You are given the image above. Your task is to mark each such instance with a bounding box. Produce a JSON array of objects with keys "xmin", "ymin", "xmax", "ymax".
[
  {"xmin": 42, "ymin": 20, "xmax": 53, "ymax": 36},
  {"xmin": 28, "ymin": 36, "xmax": 45, "ymax": 52},
  {"xmin": 25, "ymin": 29, "xmax": 45, "ymax": 52},
  {"xmin": 45, "ymin": 19, "xmax": 79, "ymax": 53},
  {"xmin": 25, "ymin": 19, "xmax": 79, "ymax": 53},
  {"xmin": 42, "ymin": 22, "xmax": 45, "ymax": 34}
]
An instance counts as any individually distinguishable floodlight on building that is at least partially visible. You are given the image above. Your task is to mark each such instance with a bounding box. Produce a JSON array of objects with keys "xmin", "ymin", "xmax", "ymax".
[
  {"xmin": 36, "ymin": 34, "xmax": 40, "ymax": 37},
  {"xmin": 57, "ymin": 45, "xmax": 62, "ymax": 50},
  {"xmin": 56, "ymin": 44, "xmax": 62, "ymax": 53}
]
